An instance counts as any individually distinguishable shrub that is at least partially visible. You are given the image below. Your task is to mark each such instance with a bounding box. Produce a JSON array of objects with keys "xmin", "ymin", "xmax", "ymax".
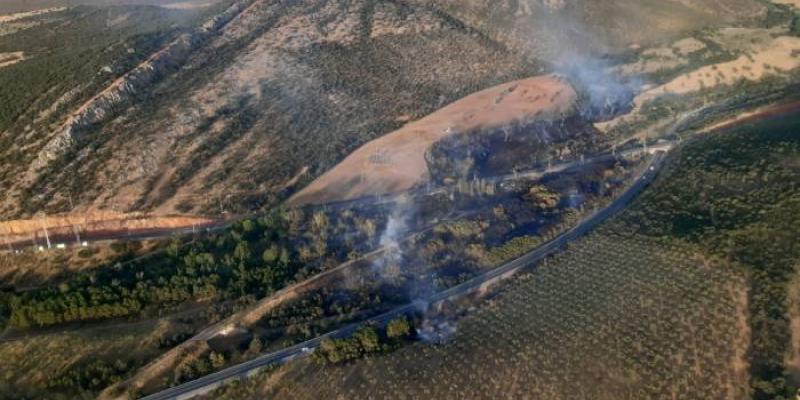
[
  {"xmin": 386, "ymin": 317, "xmax": 411, "ymax": 339},
  {"xmin": 77, "ymin": 248, "xmax": 93, "ymax": 259}
]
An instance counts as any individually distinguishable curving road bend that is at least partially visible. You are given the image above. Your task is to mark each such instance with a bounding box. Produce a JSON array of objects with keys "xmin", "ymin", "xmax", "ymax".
[{"xmin": 140, "ymin": 149, "xmax": 669, "ymax": 400}]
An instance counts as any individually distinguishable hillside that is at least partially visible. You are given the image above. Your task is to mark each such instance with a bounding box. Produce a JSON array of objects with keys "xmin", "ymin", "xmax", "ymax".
[
  {"xmin": 290, "ymin": 74, "xmax": 577, "ymax": 205},
  {"xmin": 0, "ymin": 0, "xmax": 219, "ymax": 14},
  {"xmin": 0, "ymin": 0, "xmax": 771, "ymax": 220},
  {"xmin": 412, "ymin": 0, "xmax": 766, "ymax": 60},
  {"xmin": 5, "ymin": 2, "xmax": 800, "ymax": 399},
  {"xmin": 199, "ymin": 103, "xmax": 800, "ymax": 400}
]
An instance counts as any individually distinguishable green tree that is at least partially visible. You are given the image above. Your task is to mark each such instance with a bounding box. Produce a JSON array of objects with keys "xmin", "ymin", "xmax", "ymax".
[
  {"xmin": 233, "ymin": 242, "xmax": 251, "ymax": 263},
  {"xmin": 262, "ymin": 245, "xmax": 280, "ymax": 263},
  {"xmin": 246, "ymin": 337, "xmax": 263, "ymax": 356},
  {"xmin": 526, "ymin": 185, "xmax": 560, "ymax": 210},
  {"xmin": 240, "ymin": 220, "xmax": 256, "ymax": 233},
  {"xmin": 354, "ymin": 326, "xmax": 380, "ymax": 353},
  {"xmin": 209, "ymin": 352, "xmax": 226, "ymax": 369},
  {"xmin": 386, "ymin": 317, "xmax": 411, "ymax": 339}
]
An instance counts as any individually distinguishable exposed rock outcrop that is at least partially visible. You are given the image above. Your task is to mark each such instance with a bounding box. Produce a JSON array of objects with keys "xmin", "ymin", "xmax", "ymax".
[{"xmin": 33, "ymin": 0, "xmax": 256, "ymax": 170}]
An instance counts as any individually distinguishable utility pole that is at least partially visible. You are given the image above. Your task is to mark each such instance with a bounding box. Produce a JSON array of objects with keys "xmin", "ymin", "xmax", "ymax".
[
  {"xmin": 73, "ymin": 223, "xmax": 81, "ymax": 246},
  {"xmin": 38, "ymin": 213, "xmax": 51, "ymax": 249}
]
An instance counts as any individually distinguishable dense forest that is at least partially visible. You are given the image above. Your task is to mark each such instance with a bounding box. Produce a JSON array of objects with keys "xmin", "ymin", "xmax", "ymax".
[
  {"xmin": 4, "ymin": 214, "xmax": 296, "ymax": 328},
  {"xmin": 1, "ymin": 207, "xmax": 386, "ymax": 330}
]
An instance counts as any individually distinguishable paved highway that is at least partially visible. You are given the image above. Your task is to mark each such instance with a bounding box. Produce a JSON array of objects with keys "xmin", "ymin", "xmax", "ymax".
[{"xmin": 140, "ymin": 150, "xmax": 668, "ymax": 400}]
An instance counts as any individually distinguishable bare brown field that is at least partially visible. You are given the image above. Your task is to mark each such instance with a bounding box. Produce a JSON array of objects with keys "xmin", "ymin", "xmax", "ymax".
[
  {"xmin": 636, "ymin": 36, "xmax": 800, "ymax": 107},
  {"xmin": 597, "ymin": 34, "xmax": 800, "ymax": 134},
  {"xmin": 290, "ymin": 75, "xmax": 576, "ymax": 206}
]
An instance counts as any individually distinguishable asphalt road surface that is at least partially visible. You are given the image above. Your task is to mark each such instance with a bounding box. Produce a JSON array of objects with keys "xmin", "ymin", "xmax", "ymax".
[{"xmin": 140, "ymin": 150, "xmax": 668, "ymax": 400}]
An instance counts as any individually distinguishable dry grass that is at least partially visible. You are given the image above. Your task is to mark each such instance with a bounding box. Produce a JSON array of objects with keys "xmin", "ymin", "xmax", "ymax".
[
  {"xmin": 0, "ymin": 7, "xmax": 64, "ymax": 22},
  {"xmin": 615, "ymin": 37, "xmax": 706, "ymax": 75},
  {"xmin": 0, "ymin": 319, "xmax": 169, "ymax": 399},
  {"xmin": 597, "ymin": 33, "xmax": 800, "ymax": 134},
  {"xmin": 0, "ymin": 239, "xmax": 158, "ymax": 289},
  {"xmin": 772, "ymin": 0, "xmax": 800, "ymax": 8},
  {"xmin": 635, "ymin": 36, "xmax": 800, "ymax": 108},
  {"xmin": 290, "ymin": 75, "xmax": 576, "ymax": 206}
]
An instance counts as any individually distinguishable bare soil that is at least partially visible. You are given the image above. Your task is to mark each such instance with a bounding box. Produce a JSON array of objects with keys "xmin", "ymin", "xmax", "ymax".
[
  {"xmin": 635, "ymin": 36, "xmax": 800, "ymax": 108},
  {"xmin": 0, "ymin": 211, "xmax": 215, "ymax": 246},
  {"xmin": 598, "ymin": 34, "xmax": 800, "ymax": 134},
  {"xmin": 290, "ymin": 75, "xmax": 576, "ymax": 206}
]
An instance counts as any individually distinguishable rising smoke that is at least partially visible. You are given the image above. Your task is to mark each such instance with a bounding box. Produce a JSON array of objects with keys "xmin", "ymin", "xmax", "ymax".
[
  {"xmin": 370, "ymin": 194, "xmax": 463, "ymax": 344},
  {"xmin": 511, "ymin": 1, "xmax": 641, "ymax": 122},
  {"xmin": 557, "ymin": 55, "xmax": 639, "ymax": 122},
  {"xmin": 363, "ymin": 2, "xmax": 645, "ymax": 344},
  {"xmin": 371, "ymin": 194, "xmax": 413, "ymax": 279}
]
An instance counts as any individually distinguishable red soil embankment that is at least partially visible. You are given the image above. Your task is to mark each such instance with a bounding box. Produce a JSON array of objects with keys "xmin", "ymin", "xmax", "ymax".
[
  {"xmin": 0, "ymin": 212, "xmax": 217, "ymax": 246},
  {"xmin": 704, "ymin": 98, "xmax": 800, "ymax": 133},
  {"xmin": 290, "ymin": 74, "xmax": 577, "ymax": 206}
]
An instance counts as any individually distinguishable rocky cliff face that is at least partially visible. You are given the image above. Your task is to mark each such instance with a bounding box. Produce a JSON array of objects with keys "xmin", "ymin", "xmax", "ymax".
[{"xmin": 33, "ymin": 0, "xmax": 255, "ymax": 170}]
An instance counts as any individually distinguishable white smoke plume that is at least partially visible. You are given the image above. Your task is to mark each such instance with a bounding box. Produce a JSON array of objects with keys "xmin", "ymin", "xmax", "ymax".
[{"xmin": 372, "ymin": 195, "xmax": 414, "ymax": 279}]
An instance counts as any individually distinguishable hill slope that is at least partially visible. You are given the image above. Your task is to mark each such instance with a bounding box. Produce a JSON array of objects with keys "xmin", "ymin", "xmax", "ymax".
[
  {"xmin": 0, "ymin": 0, "xmax": 768, "ymax": 219},
  {"xmin": 413, "ymin": 0, "xmax": 766, "ymax": 59},
  {"xmin": 290, "ymin": 74, "xmax": 576, "ymax": 205}
]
